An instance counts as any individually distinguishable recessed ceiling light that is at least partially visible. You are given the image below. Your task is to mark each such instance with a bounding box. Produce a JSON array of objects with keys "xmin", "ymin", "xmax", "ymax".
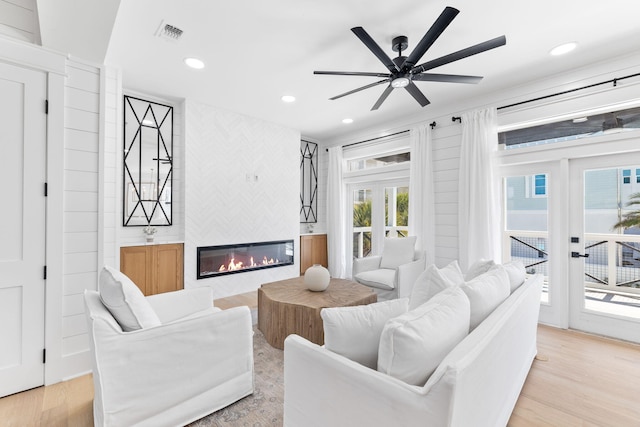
[
  {"xmin": 281, "ymin": 95, "xmax": 296, "ymax": 103},
  {"xmin": 550, "ymin": 42, "xmax": 577, "ymax": 56},
  {"xmin": 342, "ymin": 118, "xmax": 353, "ymax": 124},
  {"xmin": 184, "ymin": 57, "xmax": 205, "ymax": 69}
]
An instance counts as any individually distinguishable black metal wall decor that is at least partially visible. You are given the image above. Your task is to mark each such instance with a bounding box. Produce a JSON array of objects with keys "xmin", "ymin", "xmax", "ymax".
[
  {"xmin": 300, "ymin": 140, "xmax": 318, "ymax": 223},
  {"xmin": 123, "ymin": 95, "xmax": 173, "ymax": 226}
]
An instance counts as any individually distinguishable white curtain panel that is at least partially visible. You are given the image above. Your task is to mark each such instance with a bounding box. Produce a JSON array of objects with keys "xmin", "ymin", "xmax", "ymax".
[
  {"xmin": 458, "ymin": 108, "xmax": 501, "ymax": 271},
  {"xmin": 327, "ymin": 146, "xmax": 347, "ymax": 278},
  {"xmin": 408, "ymin": 124, "xmax": 435, "ymax": 265}
]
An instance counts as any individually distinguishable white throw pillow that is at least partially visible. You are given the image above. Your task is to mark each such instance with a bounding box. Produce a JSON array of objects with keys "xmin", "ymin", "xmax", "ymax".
[
  {"xmin": 321, "ymin": 298, "xmax": 409, "ymax": 369},
  {"xmin": 460, "ymin": 266, "xmax": 510, "ymax": 331},
  {"xmin": 408, "ymin": 261, "xmax": 464, "ymax": 310},
  {"xmin": 354, "ymin": 269, "xmax": 396, "ymax": 290},
  {"xmin": 464, "ymin": 259, "xmax": 496, "ymax": 281},
  {"xmin": 99, "ymin": 266, "xmax": 161, "ymax": 332},
  {"xmin": 377, "ymin": 287, "xmax": 470, "ymax": 386},
  {"xmin": 379, "ymin": 236, "xmax": 417, "ymax": 269},
  {"xmin": 501, "ymin": 260, "xmax": 526, "ymax": 293}
]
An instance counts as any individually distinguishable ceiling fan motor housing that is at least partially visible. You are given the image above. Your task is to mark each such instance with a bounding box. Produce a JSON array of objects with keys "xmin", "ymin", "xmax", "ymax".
[{"xmin": 392, "ymin": 35, "xmax": 408, "ymax": 53}]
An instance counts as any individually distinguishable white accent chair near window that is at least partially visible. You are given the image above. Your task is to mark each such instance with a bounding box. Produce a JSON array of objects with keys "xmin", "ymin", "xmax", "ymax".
[
  {"xmin": 352, "ymin": 236, "xmax": 426, "ymax": 301},
  {"xmin": 84, "ymin": 266, "xmax": 254, "ymax": 427}
]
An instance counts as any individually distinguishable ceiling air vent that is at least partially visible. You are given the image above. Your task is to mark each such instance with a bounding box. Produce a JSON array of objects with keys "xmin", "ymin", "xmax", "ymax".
[{"xmin": 155, "ymin": 20, "xmax": 183, "ymax": 41}]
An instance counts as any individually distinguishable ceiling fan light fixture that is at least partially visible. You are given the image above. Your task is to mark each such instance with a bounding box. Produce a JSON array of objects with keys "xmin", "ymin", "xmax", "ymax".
[
  {"xmin": 184, "ymin": 57, "xmax": 205, "ymax": 69},
  {"xmin": 391, "ymin": 77, "xmax": 410, "ymax": 88},
  {"xmin": 550, "ymin": 42, "xmax": 577, "ymax": 56}
]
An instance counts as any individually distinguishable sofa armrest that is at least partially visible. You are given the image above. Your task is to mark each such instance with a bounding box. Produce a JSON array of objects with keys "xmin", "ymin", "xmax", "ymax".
[
  {"xmin": 284, "ymin": 334, "xmax": 449, "ymax": 427},
  {"xmin": 146, "ymin": 287, "xmax": 213, "ymax": 323},
  {"xmin": 395, "ymin": 256, "xmax": 426, "ymax": 299},
  {"xmin": 92, "ymin": 306, "xmax": 253, "ymax": 423},
  {"xmin": 352, "ymin": 255, "xmax": 382, "ymax": 276}
]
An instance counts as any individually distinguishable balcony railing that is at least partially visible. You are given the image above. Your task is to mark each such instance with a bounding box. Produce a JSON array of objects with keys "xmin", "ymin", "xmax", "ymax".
[
  {"xmin": 504, "ymin": 230, "xmax": 640, "ymax": 295},
  {"xmin": 353, "ymin": 226, "xmax": 409, "ymax": 258}
]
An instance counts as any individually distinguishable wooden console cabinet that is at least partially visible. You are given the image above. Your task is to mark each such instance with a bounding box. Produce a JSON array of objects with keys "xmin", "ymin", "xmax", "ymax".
[
  {"xmin": 120, "ymin": 243, "xmax": 184, "ymax": 296},
  {"xmin": 300, "ymin": 234, "xmax": 328, "ymax": 275}
]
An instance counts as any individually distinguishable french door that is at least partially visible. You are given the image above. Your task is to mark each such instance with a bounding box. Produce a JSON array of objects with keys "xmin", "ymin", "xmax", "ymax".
[
  {"xmin": 0, "ymin": 62, "xmax": 47, "ymax": 396},
  {"xmin": 501, "ymin": 145, "xmax": 640, "ymax": 342},
  {"xmin": 568, "ymin": 154, "xmax": 640, "ymax": 342},
  {"xmin": 349, "ymin": 180, "xmax": 409, "ymax": 260}
]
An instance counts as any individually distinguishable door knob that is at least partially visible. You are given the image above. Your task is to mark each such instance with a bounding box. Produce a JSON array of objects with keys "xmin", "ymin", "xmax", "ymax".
[{"xmin": 571, "ymin": 252, "xmax": 589, "ymax": 258}]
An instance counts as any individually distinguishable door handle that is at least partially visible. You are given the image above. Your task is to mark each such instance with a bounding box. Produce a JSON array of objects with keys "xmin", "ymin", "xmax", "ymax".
[{"xmin": 571, "ymin": 252, "xmax": 589, "ymax": 258}]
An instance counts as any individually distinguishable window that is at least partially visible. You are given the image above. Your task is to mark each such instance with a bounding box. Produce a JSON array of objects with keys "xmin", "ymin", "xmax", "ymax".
[
  {"xmin": 525, "ymin": 174, "xmax": 547, "ymax": 198},
  {"xmin": 498, "ymin": 105, "xmax": 640, "ymax": 149},
  {"xmin": 347, "ymin": 151, "xmax": 410, "ymax": 172},
  {"xmin": 534, "ymin": 174, "xmax": 547, "ymax": 196},
  {"xmin": 636, "ymin": 169, "xmax": 640, "ymax": 183},
  {"xmin": 623, "ymin": 169, "xmax": 631, "ymax": 184}
]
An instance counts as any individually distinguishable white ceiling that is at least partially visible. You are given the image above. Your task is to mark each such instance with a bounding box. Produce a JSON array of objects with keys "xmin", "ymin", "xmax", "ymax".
[{"xmin": 38, "ymin": 0, "xmax": 640, "ymax": 141}]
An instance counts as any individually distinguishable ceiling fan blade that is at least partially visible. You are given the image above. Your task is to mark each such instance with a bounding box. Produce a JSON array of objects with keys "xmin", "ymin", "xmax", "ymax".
[
  {"xmin": 411, "ymin": 35, "xmax": 507, "ymax": 74},
  {"xmin": 314, "ymin": 71, "xmax": 392, "ymax": 78},
  {"xmin": 351, "ymin": 27, "xmax": 399, "ymax": 73},
  {"xmin": 329, "ymin": 78, "xmax": 390, "ymax": 101},
  {"xmin": 412, "ymin": 73, "xmax": 483, "ymax": 84},
  {"xmin": 371, "ymin": 85, "xmax": 394, "ymax": 111},
  {"xmin": 404, "ymin": 82, "xmax": 430, "ymax": 107},
  {"xmin": 403, "ymin": 6, "xmax": 459, "ymax": 69}
]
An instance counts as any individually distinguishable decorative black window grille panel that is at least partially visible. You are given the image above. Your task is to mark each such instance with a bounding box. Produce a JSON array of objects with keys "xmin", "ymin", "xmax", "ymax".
[
  {"xmin": 123, "ymin": 95, "xmax": 173, "ymax": 226},
  {"xmin": 300, "ymin": 140, "xmax": 318, "ymax": 223}
]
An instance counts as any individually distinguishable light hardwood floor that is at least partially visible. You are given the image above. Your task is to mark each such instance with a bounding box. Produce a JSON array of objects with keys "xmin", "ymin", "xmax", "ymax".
[{"xmin": 1, "ymin": 291, "xmax": 639, "ymax": 426}]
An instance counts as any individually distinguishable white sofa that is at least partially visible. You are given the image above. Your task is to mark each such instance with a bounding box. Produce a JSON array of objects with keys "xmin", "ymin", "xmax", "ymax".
[
  {"xmin": 284, "ymin": 270, "xmax": 543, "ymax": 427},
  {"xmin": 85, "ymin": 269, "xmax": 254, "ymax": 427}
]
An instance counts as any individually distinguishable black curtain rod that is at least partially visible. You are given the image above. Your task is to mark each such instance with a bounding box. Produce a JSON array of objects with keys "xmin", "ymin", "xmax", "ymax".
[
  {"xmin": 325, "ymin": 129, "xmax": 410, "ymax": 151},
  {"xmin": 497, "ymin": 71, "xmax": 640, "ymax": 111}
]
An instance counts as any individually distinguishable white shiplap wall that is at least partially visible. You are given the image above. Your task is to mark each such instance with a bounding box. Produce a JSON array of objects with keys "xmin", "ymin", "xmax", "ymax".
[
  {"xmin": 60, "ymin": 59, "xmax": 101, "ymax": 375},
  {"xmin": 0, "ymin": 0, "xmax": 38, "ymax": 43},
  {"xmin": 431, "ymin": 119, "xmax": 463, "ymax": 267}
]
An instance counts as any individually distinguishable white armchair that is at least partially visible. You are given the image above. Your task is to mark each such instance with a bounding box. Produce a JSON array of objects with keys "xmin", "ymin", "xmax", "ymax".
[
  {"xmin": 353, "ymin": 237, "xmax": 426, "ymax": 301},
  {"xmin": 84, "ymin": 268, "xmax": 254, "ymax": 427}
]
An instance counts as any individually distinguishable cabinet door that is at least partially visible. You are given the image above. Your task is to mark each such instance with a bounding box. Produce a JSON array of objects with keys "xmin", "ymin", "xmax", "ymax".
[
  {"xmin": 300, "ymin": 235, "xmax": 328, "ymax": 274},
  {"xmin": 120, "ymin": 246, "xmax": 152, "ymax": 295},
  {"xmin": 153, "ymin": 244, "xmax": 184, "ymax": 294}
]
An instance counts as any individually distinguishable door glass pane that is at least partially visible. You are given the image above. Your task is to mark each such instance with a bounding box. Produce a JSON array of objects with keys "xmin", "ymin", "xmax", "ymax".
[
  {"xmin": 505, "ymin": 175, "xmax": 549, "ymax": 303},
  {"xmin": 385, "ymin": 186, "xmax": 409, "ymax": 237},
  {"xmin": 353, "ymin": 189, "xmax": 372, "ymax": 258},
  {"xmin": 583, "ymin": 167, "xmax": 640, "ymax": 318}
]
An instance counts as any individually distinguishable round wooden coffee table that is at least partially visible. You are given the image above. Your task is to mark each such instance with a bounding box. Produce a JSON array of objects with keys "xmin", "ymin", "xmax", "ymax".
[{"xmin": 257, "ymin": 277, "xmax": 377, "ymax": 349}]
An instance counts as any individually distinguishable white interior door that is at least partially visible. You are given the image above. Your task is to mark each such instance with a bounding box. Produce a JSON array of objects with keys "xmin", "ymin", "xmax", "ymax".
[
  {"xmin": 568, "ymin": 154, "xmax": 640, "ymax": 343},
  {"xmin": 0, "ymin": 62, "xmax": 47, "ymax": 397}
]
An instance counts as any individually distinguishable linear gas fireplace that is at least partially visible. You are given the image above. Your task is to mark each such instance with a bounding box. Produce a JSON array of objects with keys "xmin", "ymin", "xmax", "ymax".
[{"xmin": 197, "ymin": 239, "xmax": 294, "ymax": 279}]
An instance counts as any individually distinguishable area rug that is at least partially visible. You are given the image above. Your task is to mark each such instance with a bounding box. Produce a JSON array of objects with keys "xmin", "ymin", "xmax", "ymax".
[{"xmin": 188, "ymin": 327, "xmax": 285, "ymax": 427}]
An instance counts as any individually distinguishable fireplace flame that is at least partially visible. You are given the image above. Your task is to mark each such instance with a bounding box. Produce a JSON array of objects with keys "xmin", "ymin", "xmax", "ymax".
[{"xmin": 218, "ymin": 256, "xmax": 280, "ymax": 272}]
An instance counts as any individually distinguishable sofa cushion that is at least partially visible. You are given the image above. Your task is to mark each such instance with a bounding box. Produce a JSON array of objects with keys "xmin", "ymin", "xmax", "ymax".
[
  {"xmin": 354, "ymin": 269, "xmax": 397, "ymax": 290},
  {"xmin": 501, "ymin": 260, "xmax": 526, "ymax": 293},
  {"xmin": 464, "ymin": 259, "xmax": 496, "ymax": 281},
  {"xmin": 321, "ymin": 298, "xmax": 409, "ymax": 369},
  {"xmin": 379, "ymin": 236, "xmax": 417, "ymax": 269},
  {"xmin": 377, "ymin": 287, "xmax": 470, "ymax": 386},
  {"xmin": 99, "ymin": 266, "xmax": 161, "ymax": 331},
  {"xmin": 460, "ymin": 266, "xmax": 510, "ymax": 331},
  {"xmin": 409, "ymin": 261, "xmax": 464, "ymax": 310}
]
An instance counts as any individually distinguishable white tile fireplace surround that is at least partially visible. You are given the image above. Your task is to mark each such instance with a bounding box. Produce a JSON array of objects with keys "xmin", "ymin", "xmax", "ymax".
[{"xmin": 184, "ymin": 99, "xmax": 301, "ymax": 299}]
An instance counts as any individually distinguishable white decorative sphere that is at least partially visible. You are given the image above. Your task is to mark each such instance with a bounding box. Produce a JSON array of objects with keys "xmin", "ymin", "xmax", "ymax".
[{"xmin": 304, "ymin": 264, "xmax": 330, "ymax": 291}]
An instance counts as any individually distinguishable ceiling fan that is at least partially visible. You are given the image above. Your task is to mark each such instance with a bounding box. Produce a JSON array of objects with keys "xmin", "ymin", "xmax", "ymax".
[{"xmin": 314, "ymin": 6, "xmax": 506, "ymax": 110}]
